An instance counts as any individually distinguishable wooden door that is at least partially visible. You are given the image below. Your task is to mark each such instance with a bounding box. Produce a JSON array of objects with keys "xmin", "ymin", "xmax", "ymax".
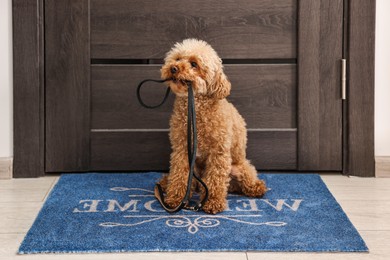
[{"xmin": 45, "ymin": 0, "xmax": 343, "ymax": 173}]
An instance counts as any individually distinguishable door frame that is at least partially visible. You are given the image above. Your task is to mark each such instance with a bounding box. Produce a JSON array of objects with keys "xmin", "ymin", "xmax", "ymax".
[{"xmin": 12, "ymin": 0, "xmax": 375, "ymax": 177}]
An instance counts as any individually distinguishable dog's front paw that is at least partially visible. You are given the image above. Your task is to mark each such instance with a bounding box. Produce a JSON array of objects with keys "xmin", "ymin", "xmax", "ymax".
[
  {"xmin": 244, "ymin": 180, "xmax": 267, "ymax": 198},
  {"xmin": 202, "ymin": 198, "xmax": 227, "ymax": 214},
  {"xmin": 164, "ymin": 195, "xmax": 183, "ymax": 209}
]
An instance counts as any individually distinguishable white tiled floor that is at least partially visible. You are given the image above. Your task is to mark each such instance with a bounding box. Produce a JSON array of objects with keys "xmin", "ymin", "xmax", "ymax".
[{"xmin": 1, "ymin": 174, "xmax": 389, "ymax": 260}]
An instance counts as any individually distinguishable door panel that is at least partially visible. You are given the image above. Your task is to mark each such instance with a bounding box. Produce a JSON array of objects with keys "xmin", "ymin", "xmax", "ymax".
[
  {"xmin": 226, "ymin": 65, "xmax": 296, "ymax": 129},
  {"xmin": 90, "ymin": 131, "xmax": 171, "ymax": 171},
  {"xmin": 90, "ymin": 130, "xmax": 297, "ymax": 171},
  {"xmin": 90, "ymin": 0, "xmax": 297, "ymax": 59},
  {"xmin": 91, "ymin": 65, "xmax": 175, "ymax": 130},
  {"xmin": 91, "ymin": 64, "xmax": 296, "ymax": 129}
]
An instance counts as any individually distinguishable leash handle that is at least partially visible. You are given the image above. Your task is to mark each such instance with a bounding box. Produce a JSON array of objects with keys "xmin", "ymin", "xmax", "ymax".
[{"xmin": 136, "ymin": 79, "xmax": 171, "ymax": 109}]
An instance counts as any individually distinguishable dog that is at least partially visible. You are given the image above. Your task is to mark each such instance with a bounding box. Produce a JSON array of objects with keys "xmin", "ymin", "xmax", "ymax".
[{"xmin": 158, "ymin": 39, "xmax": 267, "ymax": 214}]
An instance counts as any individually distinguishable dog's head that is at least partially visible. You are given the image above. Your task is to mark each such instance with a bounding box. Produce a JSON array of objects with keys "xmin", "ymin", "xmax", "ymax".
[{"xmin": 161, "ymin": 39, "xmax": 231, "ymax": 99}]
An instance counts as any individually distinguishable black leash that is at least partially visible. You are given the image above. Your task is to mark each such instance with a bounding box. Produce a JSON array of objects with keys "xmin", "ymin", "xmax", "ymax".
[
  {"xmin": 136, "ymin": 79, "xmax": 209, "ymax": 213},
  {"xmin": 136, "ymin": 79, "xmax": 171, "ymax": 109}
]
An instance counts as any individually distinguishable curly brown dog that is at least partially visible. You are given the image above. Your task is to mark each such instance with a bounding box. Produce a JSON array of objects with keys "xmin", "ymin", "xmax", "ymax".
[{"xmin": 158, "ymin": 39, "xmax": 267, "ymax": 214}]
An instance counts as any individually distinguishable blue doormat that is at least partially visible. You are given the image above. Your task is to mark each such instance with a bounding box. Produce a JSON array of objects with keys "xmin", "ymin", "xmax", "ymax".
[{"xmin": 19, "ymin": 173, "xmax": 368, "ymax": 253}]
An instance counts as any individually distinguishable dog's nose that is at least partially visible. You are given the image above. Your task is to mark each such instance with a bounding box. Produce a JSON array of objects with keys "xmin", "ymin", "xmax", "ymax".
[{"xmin": 170, "ymin": 66, "xmax": 178, "ymax": 74}]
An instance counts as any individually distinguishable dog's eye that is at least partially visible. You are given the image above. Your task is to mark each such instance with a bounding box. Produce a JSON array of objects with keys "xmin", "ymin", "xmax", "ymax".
[
  {"xmin": 176, "ymin": 58, "xmax": 180, "ymax": 61},
  {"xmin": 190, "ymin": 61, "xmax": 198, "ymax": 68}
]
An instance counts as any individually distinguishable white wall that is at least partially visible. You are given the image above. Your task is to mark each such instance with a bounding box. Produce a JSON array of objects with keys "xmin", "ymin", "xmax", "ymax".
[
  {"xmin": 0, "ymin": 1, "xmax": 389, "ymax": 159},
  {"xmin": 0, "ymin": 0, "xmax": 13, "ymax": 158},
  {"xmin": 375, "ymin": 0, "xmax": 390, "ymax": 156}
]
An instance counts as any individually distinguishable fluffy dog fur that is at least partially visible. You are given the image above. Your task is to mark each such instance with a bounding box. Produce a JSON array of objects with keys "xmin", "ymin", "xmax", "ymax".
[{"xmin": 158, "ymin": 39, "xmax": 267, "ymax": 214}]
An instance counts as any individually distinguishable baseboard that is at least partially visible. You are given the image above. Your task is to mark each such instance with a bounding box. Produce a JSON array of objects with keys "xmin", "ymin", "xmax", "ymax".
[
  {"xmin": 376, "ymin": 156, "xmax": 390, "ymax": 178},
  {"xmin": 0, "ymin": 157, "xmax": 13, "ymax": 179}
]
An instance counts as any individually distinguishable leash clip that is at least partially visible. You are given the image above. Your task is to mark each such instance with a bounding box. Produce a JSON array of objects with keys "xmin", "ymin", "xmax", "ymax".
[{"xmin": 184, "ymin": 201, "xmax": 202, "ymax": 212}]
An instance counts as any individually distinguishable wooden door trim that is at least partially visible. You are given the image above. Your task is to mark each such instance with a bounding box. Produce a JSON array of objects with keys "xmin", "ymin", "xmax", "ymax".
[
  {"xmin": 12, "ymin": 0, "xmax": 376, "ymax": 177},
  {"xmin": 12, "ymin": 0, "xmax": 45, "ymax": 178},
  {"xmin": 344, "ymin": 0, "xmax": 376, "ymax": 177}
]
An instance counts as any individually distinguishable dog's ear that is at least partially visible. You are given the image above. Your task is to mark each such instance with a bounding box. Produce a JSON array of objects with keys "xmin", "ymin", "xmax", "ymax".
[{"xmin": 210, "ymin": 70, "xmax": 231, "ymax": 99}]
